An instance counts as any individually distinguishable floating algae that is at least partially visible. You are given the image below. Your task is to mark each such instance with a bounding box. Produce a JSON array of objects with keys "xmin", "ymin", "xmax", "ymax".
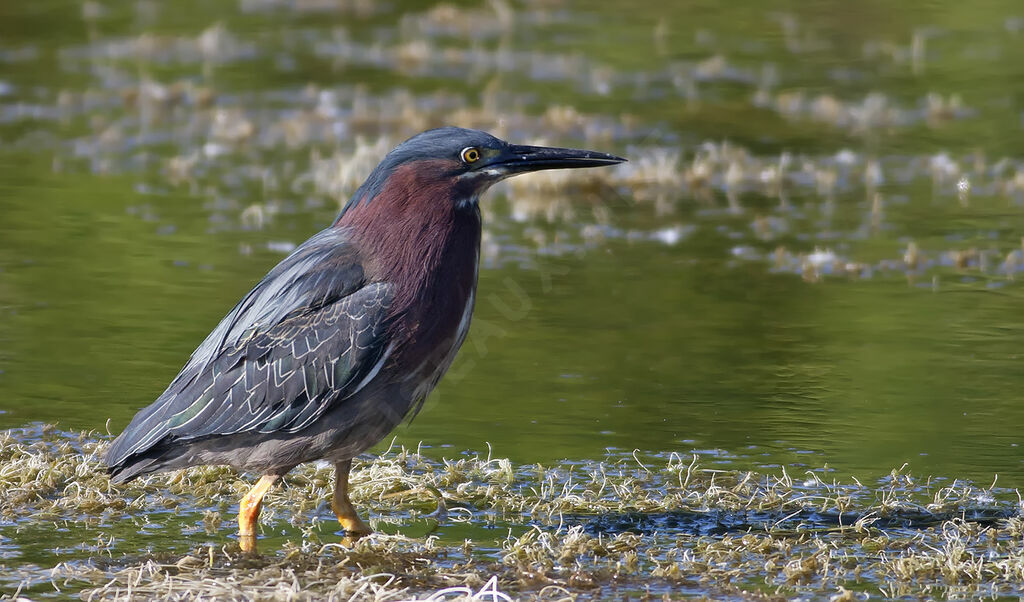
[{"xmin": 2, "ymin": 426, "xmax": 1024, "ymax": 599}]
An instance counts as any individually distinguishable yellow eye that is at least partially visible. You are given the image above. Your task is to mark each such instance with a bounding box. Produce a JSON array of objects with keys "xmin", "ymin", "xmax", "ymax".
[{"xmin": 460, "ymin": 147, "xmax": 481, "ymax": 163}]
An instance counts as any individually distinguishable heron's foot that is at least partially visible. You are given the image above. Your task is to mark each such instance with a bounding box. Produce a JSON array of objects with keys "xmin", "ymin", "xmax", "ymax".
[
  {"xmin": 331, "ymin": 498, "xmax": 373, "ymax": 537},
  {"xmin": 238, "ymin": 500, "xmax": 260, "ymax": 554},
  {"xmin": 332, "ymin": 459, "xmax": 372, "ymax": 538},
  {"xmin": 238, "ymin": 533, "xmax": 259, "ymax": 554},
  {"xmin": 237, "ymin": 474, "xmax": 278, "ymax": 554}
]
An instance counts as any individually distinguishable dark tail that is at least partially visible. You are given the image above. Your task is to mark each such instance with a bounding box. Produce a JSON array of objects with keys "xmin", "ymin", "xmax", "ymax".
[
  {"xmin": 106, "ymin": 456, "xmax": 158, "ymax": 483},
  {"xmin": 105, "ymin": 421, "xmax": 173, "ymax": 483}
]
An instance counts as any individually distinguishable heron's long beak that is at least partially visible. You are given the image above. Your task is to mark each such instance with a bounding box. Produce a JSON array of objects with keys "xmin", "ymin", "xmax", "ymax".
[{"xmin": 495, "ymin": 144, "xmax": 626, "ymax": 174}]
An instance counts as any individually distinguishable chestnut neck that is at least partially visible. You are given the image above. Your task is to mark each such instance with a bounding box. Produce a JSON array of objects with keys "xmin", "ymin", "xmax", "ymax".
[{"xmin": 334, "ymin": 160, "xmax": 482, "ymax": 317}]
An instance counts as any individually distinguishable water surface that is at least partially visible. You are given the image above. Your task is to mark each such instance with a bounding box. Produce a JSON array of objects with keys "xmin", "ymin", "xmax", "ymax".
[{"xmin": 2, "ymin": 0, "xmax": 1024, "ymax": 492}]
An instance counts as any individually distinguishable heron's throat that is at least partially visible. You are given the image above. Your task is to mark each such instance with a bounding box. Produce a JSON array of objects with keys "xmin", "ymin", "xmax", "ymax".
[{"xmin": 454, "ymin": 192, "xmax": 481, "ymax": 211}]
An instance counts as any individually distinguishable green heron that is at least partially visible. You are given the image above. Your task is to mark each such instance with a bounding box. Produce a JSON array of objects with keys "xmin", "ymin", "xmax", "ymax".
[{"xmin": 105, "ymin": 127, "xmax": 624, "ymax": 551}]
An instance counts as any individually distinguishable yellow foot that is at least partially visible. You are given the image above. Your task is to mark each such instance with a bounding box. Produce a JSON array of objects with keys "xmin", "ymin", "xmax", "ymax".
[
  {"xmin": 239, "ymin": 533, "xmax": 258, "ymax": 554},
  {"xmin": 237, "ymin": 474, "xmax": 278, "ymax": 554},
  {"xmin": 331, "ymin": 499, "xmax": 373, "ymax": 537},
  {"xmin": 332, "ymin": 459, "xmax": 372, "ymax": 538}
]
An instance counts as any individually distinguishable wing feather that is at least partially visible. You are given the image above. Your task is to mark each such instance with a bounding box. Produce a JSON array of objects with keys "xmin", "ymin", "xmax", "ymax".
[{"xmin": 106, "ymin": 228, "xmax": 394, "ymax": 472}]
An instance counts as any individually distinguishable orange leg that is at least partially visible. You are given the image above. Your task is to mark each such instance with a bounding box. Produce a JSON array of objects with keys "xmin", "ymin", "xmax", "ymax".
[
  {"xmin": 238, "ymin": 474, "xmax": 278, "ymax": 553},
  {"xmin": 332, "ymin": 460, "xmax": 371, "ymax": 536}
]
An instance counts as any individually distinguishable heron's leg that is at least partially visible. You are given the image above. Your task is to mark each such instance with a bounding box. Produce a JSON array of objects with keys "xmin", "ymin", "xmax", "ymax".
[
  {"xmin": 332, "ymin": 459, "xmax": 371, "ymax": 536},
  {"xmin": 238, "ymin": 474, "xmax": 278, "ymax": 552}
]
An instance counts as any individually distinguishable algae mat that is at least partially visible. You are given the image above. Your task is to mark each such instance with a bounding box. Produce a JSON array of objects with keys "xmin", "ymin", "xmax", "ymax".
[{"xmin": 3, "ymin": 427, "xmax": 1024, "ymax": 600}]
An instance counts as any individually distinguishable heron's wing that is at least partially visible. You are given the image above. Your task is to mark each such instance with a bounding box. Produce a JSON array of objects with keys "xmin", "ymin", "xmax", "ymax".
[
  {"xmin": 157, "ymin": 283, "xmax": 391, "ymax": 437},
  {"xmin": 106, "ymin": 227, "xmax": 393, "ymax": 467},
  {"xmin": 187, "ymin": 228, "xmax": 366, "ymax": 374}
]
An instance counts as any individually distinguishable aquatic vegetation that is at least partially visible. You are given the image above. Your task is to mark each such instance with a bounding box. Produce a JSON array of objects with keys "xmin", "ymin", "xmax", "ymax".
[{"xmin": 2, "ymin": 426, "xmax": 1024, "ymax": 599}]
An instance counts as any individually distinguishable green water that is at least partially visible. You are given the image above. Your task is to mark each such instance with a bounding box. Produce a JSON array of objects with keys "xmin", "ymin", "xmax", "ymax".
[{"xmin": 2, "ymin": 0, "xmax": 1024, "ymax": 492}]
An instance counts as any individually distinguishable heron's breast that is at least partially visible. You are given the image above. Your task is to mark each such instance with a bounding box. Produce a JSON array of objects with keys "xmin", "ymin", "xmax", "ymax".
[{"xmin": 403, "ymin": 247, "xmax": 478, "ymax": 366}]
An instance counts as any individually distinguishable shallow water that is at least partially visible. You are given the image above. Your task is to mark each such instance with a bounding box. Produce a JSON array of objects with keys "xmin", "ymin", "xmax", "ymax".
[
  {"xmin": 2, "ymin": 0, "xmax": 1024, "ymax": 593},
  {"xmin": 4, "ymin": 426, "xmax": 1023, "ymax": 599}
]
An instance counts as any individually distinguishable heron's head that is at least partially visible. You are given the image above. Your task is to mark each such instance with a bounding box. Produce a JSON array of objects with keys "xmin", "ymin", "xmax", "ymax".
[{"xmin": 338, "ymin": 127, "xmax": 625, "ymax": 217}]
